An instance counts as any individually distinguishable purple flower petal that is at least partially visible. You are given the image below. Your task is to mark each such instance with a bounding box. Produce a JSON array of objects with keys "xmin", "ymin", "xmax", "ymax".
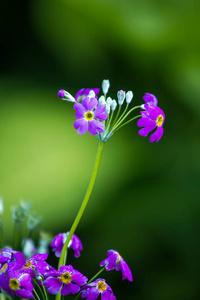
[
  {"xmin": 119, "ymin": 259, "xmax": 133, "ymax": 281},
  {"xmin": 74, "ymin": 103, "xmax": 86, "ymax": 119},
  {"xmin": 94, "ymin": 105, "xmax": 107, "ymax": 121},
  {"xmin": 74, "ymin": 119, "xmax": 88, "ymax": 135},
  {"xmin": 43, "ymin": 277, "xmax": 62, "ymax": 294},
  {"xmin": 16, "ymin": 289, "xmax": 34, "ymax": 299},
  {"xmin": 30, "ymin": 253, "xmax": 48, "ymax": 261},
  {"xmin": 88, "ymin": 120, "xmax": 104, "ymax": 135},
  {"xmin": 138, "ymin": 125, "xmax": 156, "ymax": 137},
  {"xmin": 137, "ymin": 118, "xmax": 156, "ymax": 128},
  {"xmin": 61, "ymin": 282, "xmax": 80, "ymax": 295},
  {"xmin": 82, "ymin": 97, "xmax": 98, "ymax": 111},
  {"xmin": 150, "ymin": 126, "xmax": 163, "ymax": 143},
  {"xmin": 143, "ymin": 93, "xmax": 158, "ymax": 106}
]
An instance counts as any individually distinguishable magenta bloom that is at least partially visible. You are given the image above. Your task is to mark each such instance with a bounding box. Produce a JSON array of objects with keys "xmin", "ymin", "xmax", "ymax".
[
  {"xmin": 43, "ymin": 265, "xmax": 88, "ymax": 296},
  {"xmin": 143, "ymin": 93, "xmax": 158, "ymax": 106},
  {"xmin": 1, "ymin": 268, "xmax": 34, "ymax": 299},
  {"xmin": 18, "ymin": 253, "xmax": 49, "ymax": 278},
  {"xmin": 74, "ymin": 97, "xmax": 107, "ymax": 135},
  {"xmin": 75, "ymin": 88, "xmax": 99, "ymax": 103},
  {"xmin": 81, "ymin": 278, "xmax": 116, "ymax": 300},
  {"xmin": 51, "ymin": 232, "xmax": 83, "ymax": 258},
  {"xmin": 100, "ymin": 250, "xmax": 133, "ymax": 282},
  {"xmin": 137, "ymin": 99, "xmax": 165, "ymax": 143}
]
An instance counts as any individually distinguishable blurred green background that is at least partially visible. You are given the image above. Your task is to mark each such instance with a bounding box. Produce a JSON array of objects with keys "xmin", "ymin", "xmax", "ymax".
[{"xmin": 1, "ymin": 0, "xmax": 200, "ymax": 299}]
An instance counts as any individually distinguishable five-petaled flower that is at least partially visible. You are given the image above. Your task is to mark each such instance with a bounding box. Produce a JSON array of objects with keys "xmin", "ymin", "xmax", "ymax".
[
  {"xmin": 43, "ymin": 265, "xmax": 88, "ymax": 296},
  {"xmin": 74, "ymin": 96, "xmax": 107, "ymax": 135},
  {"xmin": 81, "ymin": 278, "xmax": 116, "ymax": 300},
  {"xmin": 1, "ymin": 268, "xmax": 34, "ymax": 299},
  {"xmin": 100, "ymin": 250, "xmax": 133, "ymax": 281},
  {"xmin": 137, "ymin": 94, "xmax": 165, "ymax": 143}
]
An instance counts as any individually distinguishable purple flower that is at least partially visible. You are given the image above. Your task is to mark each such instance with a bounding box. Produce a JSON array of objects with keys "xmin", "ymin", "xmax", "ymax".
[
  {"xmin": 74, "ymin": 97, "xmax": 107, "ymax": 135},
  {"xmin": 75, "ymin": 88, "xmax": 99, "ymax": 103},
  {"xmin": 51, "ymin": 232, "xmax": 83, "ymax": 258},
  {"xmin": 81, "ymin": 278, "xmax": 116, "ymax": 300},
  {"xmin": 100, "ymin": 250, "xmax": 133, "ymax": 282},
  {"xmin": 43, "ymin": 265, "xmax": 88, "ymax": 295},
  {"xmin": 19, "ymin": 253, "xmax": 49, "ymax": 278},
  {"xmin": 137, "ymin": 100, "xmax": 165, "ymax": 143},
  {"xmin": 143, "ymin": 93, "xmax": 158, "ymax": 106},
  {"xmin": 1, "ymin": 268, "xmax": 34, "ymax": 299}
]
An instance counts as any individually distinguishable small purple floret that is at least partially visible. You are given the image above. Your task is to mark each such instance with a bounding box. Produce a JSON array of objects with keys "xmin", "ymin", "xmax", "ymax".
[
  {"xmin": 138, "ymin": 94, "xmax": 165, "ymax": 143},
  {"xmin": 51, "ymin": 232, "xmax": 83, "ymax": 258},
  {"xmin": 74, "ymin": 97, "xmax": 107, "ymax": 135},
  {"xmin": 81, "ymin": 278, "xmax": 116, "ymax": 300},
  {"xmin": 100, "ymin": 250, "xmax": 133, "ymax": 282},
  {"xmin": 58, "ymin": 89, "xmax": 66, "ymax": 98}
]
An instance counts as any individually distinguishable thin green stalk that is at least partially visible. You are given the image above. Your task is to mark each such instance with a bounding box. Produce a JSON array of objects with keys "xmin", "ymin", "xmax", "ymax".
[
  {"xmin": 110, "ymin": 103, "xmax": 129, "ymax": 130},
  {"xmin": 112, "ymin": 105, "xmax": 121, "ymax": 127},
  {"xmin": 33, "ymin": 289, "xmax": 41, "ymax": 300},
  {"xmin": 111, "ymin": 106, "xmax": 141, "ymax": 132},
  {"xmin": 113, "ymin": 115, "xmax": 141, "ymax": 133},
  {"xmin": 56, "ymin": 142, "xmax": 104, "ymax": 300},
  {"xmin": 33, "ymin": 279, "xmax": 47, "ymax": 300}
]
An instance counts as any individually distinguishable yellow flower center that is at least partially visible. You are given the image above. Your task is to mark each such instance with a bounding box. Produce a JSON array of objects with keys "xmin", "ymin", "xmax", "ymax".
[
  {"xmin": 84, "ymin": 111, "xmax": 94, "ymax": 121},
  {"xmin": 9, "ymin": 278, "xmax": 20, "ymax": 291},
  {"xmin": 156, "ymin": 115, "xmax": 164, "ymax": 127},
  {"xmin": 60, "ymin": 272, "xmax": 72, "ymax": 284},
  {"xmin": 97, "ymin": 281, "xmax": 107, "ymax": 292},
  {"xmin": 24, "ymin": 261, "xmax": 32, "ymax": 268},
  {"xmin": 0, "ymin": 263, "xmax": 8, "ymax": 273}
]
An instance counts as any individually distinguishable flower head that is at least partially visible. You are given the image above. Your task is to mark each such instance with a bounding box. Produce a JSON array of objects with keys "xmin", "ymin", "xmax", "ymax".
[
  {"xmin": 100, "ymin": 250, "xmax": 133, "ymax": 281},
  {"xmin": 51, "ymin": 232, "xmax": 83, "ymax": 258},
  {"xmin": 43, "ymin": 265, "xmax": 88, "ymax": 296},
  {"xmin": 1, "ymin": 268, "xmax": 34, "ymax": 299},
  {"xmin": 137, "ymin": 97, "xmax": 165, "ymax": 143},
  {"xmin": 74, "ymin": 97, "xmax": 107, "ymax": 135},
  {"xmin": 81, "ymin": 278, "xmax": 116, "ymax": 300}
]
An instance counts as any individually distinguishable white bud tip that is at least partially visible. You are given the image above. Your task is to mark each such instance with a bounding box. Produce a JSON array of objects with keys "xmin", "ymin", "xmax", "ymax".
[
  {"xmin": 126, "ymin": 91, "xmax": 133, "ymax": 104},
  {"xmin": 102, "ymin": 79, "xmax": 110, "ymax": 95}
]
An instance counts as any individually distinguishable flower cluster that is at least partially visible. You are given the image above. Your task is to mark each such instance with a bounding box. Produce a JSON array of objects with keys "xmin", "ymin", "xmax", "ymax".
[
  {"xmin": 0, "ymin": 244, "xmax": 132, "ymax": 300},
  {"xmin": 58, "ymin": 79, "xmax": 165, "ymax": 142}
]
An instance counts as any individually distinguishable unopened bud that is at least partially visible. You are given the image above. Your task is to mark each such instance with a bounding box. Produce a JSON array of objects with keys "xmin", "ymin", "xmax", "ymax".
[
  {"xmin": 117, "ymin": 90, "xmax": 125, "ymax": 105},
  {"xmin": 57, "ymin": 89, "xmax": 75, "ymax": 103},
  {"xmin": 106, "ymin": 97, "xmax": 113, "ymax": 106},
  {"xmin": 126, "ymin": 91, "xmax": 133, "ymax": 104},
  {"xmin": 99, "ymin": 96, "xmax": 106, "ymax": 105},
  {"xmin": 111, "ymin": 100, "xmax": 117, "ymax": 111},
  {"xmin": 102, "ymin": 79, "xmax": 110, "ymax": 95}
]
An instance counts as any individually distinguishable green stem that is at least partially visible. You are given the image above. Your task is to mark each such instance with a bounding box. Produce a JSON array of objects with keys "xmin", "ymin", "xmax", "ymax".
[
  {"xmin": 56, "ymin": 142, "xmax": 104, "ymax": 300},
  {"xmin": 110, "ymin": 103, "xmax": 129, "ymax": 130},
  {"xmin": 113, "ymin": 115, "xmax": 141, "ymax": 133},
  {"xmin": 111, "ymin": 106, "xmax": 141, "ymax": 132},
  {"xmin": 33, "ymin": 289, "xmax": 41, "ymax": 300}
]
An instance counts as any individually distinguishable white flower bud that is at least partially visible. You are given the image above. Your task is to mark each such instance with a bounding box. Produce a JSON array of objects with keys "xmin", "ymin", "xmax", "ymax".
[
  {"xmin": 102, "ymin": 79, "xmax": 110, "ymax": 94},
  {"xmin": 117, "ymin": 90, "xmax": 126, "ymax": 105},
  {"xmin": 99, "ymin": 95, "xmax": 106, "ymax": 105},
  {"xmin": 126, "ymin": 91, "xmax": 133, "ymax": 104},
  {"xmin": 88, "ymin": 90, "xmax": 96, "ymax": 98},
  {"xmin": 106, "ymin": 97, "xmax": 113, "ymax": 106},
  {"xmin": 111, "ymin": 100, "xmax": 117, "ymax": 111},
  {"xmin": 105, "ymin": 104, "xmax": 111, "ymax": 114}
]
